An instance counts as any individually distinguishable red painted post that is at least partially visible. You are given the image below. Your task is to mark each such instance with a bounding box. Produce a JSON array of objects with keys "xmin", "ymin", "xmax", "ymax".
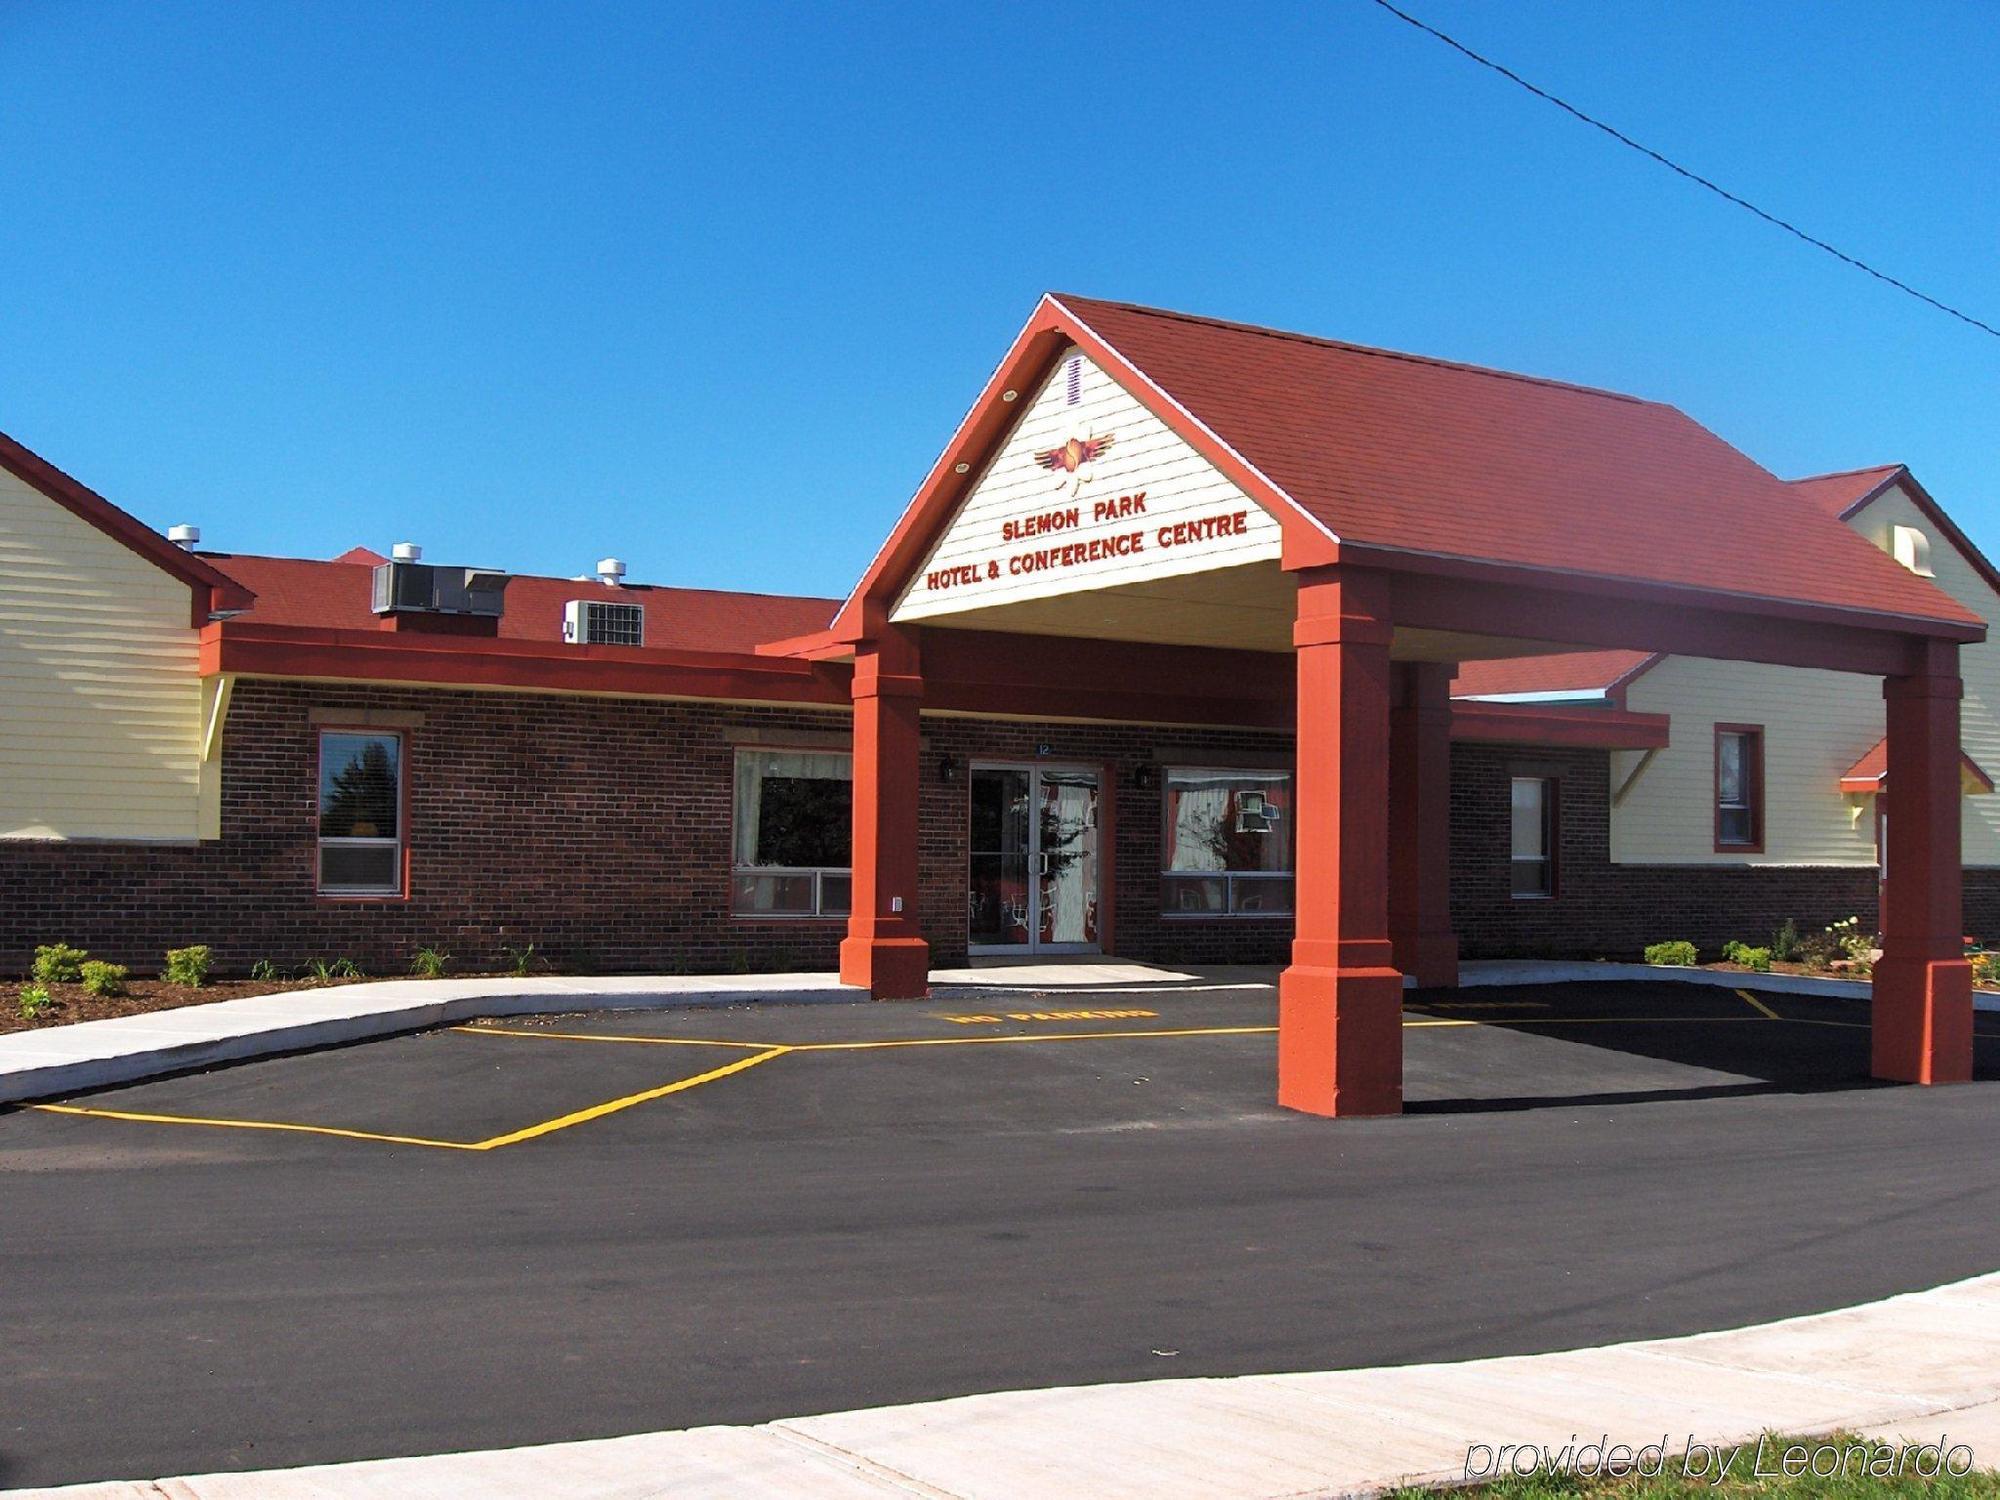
[
  {"xmin": 839, "ymin": 627, "xmax": 931, "ymax": 999},
  {"xmin": 1874, "ymin": 643, "xmax": 1973, "ymax": 1083},
  {"xmin": 1389, "ymin": 661, "xmax": 1460, "ymax": 990},
  {"xmin": 1278, "ymin": 566, "xmax": 1405, "ymax": 1117}
]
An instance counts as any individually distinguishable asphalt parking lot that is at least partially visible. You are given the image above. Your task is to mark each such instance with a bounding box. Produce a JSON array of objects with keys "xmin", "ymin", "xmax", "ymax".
[{"xmin": 4, "ymin": 978, "xmax": 2000, "ymax": 1488}]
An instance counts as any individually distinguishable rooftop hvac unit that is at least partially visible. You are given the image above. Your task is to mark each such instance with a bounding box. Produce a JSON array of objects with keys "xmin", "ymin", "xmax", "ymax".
[
  {"xmin": 564, "ymin": 598, "xmax": 646, "ymax": 646},
  {"xmin": 371, "ymin": 560, "xmax": 511, "ymax": 617}
]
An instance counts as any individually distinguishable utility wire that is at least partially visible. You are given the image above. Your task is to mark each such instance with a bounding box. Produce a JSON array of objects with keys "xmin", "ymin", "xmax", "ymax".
[{"xmin": 1367, "ymin": 0, "xmax": 2000, "ymax": 340}]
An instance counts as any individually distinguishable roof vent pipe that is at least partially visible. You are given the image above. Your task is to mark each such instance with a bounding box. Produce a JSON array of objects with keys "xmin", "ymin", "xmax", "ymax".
[
  {"xmin": 596, "ymin": 557, "xmax": 627, "ymax": 586},
  {"xmin": 168, "ymin": 524, "xmax": 200, "ymax": 551},
  {"xmin": 392, "ymin": 542, "xmax": 423, "ymax": 563}
]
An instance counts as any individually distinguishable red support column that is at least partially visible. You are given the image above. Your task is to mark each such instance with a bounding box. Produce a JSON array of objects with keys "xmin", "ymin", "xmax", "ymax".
[
  {"xmin": 1388, "ymin": 661, "xmax": 1459, "ymax": 990},
  {"xmin": 1874, "ymin": 643, "xmax": 1973, "ymax": 1084},
  {"xmin": 1279, "ymin": 566, "xmax": 1405, "ymax": 1117},
  {"xmin": 839, "ymin": 627, "xmax": 931, "ymax": 999}
]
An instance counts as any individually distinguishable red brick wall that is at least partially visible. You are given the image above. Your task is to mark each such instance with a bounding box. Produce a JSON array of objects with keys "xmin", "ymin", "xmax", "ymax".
[
  {"xmin": 0, "ymin": 682, "xmax": 1294, "ymax": 977},
  {"xmin": 5, "ymin": 681, "xmax": 1995, "ymax": 978}
]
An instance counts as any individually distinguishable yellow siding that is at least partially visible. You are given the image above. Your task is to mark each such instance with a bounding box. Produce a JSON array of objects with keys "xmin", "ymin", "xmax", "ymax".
[
  {"xmin": 0, "ymin": 467, "xmax": 204, "ymax": 840},
  {"xmin": 1613, "ymin": 480, "xmax": 2000, "ymax": 868}
]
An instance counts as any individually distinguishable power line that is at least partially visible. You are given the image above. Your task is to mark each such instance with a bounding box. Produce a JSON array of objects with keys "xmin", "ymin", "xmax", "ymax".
[{"xmin": 1367, "ymin": 0, "xmax": 2000, "ymax": 341}]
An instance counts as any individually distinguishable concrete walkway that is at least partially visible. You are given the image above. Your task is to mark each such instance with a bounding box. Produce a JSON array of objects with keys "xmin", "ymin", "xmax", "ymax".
[{"xmin": 15, "ymin": 1271, "xmax": 1998, "ymax": 1498}]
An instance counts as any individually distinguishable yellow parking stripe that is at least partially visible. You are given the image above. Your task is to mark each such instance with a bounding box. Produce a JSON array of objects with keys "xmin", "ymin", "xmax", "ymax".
[
  {"xmin": 457, "ymin": 1025, "xmax": 776, "ymax": 1051},
  {"xmin": 29, "ymin": 1046, "xmax": 791, "ymax": 1152},
  {"xmin": 1737, "ymin": 989, "xmax": 1783, "ymax": 1021}
]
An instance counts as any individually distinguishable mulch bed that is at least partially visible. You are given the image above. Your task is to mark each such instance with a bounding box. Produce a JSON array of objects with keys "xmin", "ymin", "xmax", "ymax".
[{"xmin": 1, "ymin": 975, "xmax": 371, "ymax": 1036}]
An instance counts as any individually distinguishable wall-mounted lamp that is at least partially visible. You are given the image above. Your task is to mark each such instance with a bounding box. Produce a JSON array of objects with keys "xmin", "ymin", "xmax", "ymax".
[
  {"xmin": 1133, "ymin": 763, "xmax": 1159, "ymax": 791},
  {"xmin": 938, "ymin": 754, "xmax": 959, "ymax": 784}
]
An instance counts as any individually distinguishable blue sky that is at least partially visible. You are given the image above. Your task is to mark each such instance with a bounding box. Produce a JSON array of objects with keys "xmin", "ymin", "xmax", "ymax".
[{"xmin": 2, "ymin": 1, "xmax": 1994, "ymax": 599}]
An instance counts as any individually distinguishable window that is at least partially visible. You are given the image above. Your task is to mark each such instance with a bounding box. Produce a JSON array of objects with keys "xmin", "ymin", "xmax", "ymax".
[
  {"xmin": 1161, "ymin": 768, "xmax": 1293, "ymax": 915},
  {"xmin": 1510, "ymin": 776, "xmax": 1556, "ymax": 898},
  {"xmin": 1715, "ymin": 726, "xmax": 1764, "ymax": 852},
  {"xmin": 318, "ymin": 731, "xmax": 404, "ymax": 895},
  {"xmin": 733, "ymin": 750, "xmax": 851, "ymax": 916}
]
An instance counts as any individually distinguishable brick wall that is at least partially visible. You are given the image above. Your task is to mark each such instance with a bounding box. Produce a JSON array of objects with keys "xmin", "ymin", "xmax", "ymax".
[
  {"xmin": 5, "ymin": 680, "xmax": 1995, "ymax": 978},
  {"xmin": 0, "ymin": 681, "xmax": 1294, "ymax": 978}
]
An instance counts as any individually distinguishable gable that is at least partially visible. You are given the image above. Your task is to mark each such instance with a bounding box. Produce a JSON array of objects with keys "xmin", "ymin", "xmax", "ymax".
[{"xmin": 890, "ymin": 347, "xmax": 1282, "ymax": 623}]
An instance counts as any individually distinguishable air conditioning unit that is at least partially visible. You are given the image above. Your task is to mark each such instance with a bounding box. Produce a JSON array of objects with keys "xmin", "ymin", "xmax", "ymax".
[
  {"xmin": 564, "ymin": 598, "xmax": 645, "ymax": 646},
  {"xmin": 371, "ymin": 561, "xmax": 510, "ymax": 617}
]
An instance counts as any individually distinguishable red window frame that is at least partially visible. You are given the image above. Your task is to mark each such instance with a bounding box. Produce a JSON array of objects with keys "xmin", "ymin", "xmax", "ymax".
[{"xmin": 1713, "ymin": 723, "xmax": 1765, "ymax": 854}]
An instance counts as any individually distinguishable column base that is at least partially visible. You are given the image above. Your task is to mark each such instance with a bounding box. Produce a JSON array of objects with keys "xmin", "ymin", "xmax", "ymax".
[
  {"xmin": 1276, "ymin": 964, "xmax": 1405, "ymax": 1117},
  {"xmin": 1871, "ymin": 955, "xmax": 1973, "ymax": 1084},
  {"xmin": 1391, "ymin": 927, "xmax": 1459, "ymax": 991},
  {"xmin": 839, "ymin": 935, "xmax": 931, "ymax": 999}
]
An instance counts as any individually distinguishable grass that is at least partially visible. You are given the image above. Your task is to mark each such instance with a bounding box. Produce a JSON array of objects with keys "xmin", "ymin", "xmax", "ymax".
[{"xmin": 1390, "ymin": 1433, "xmax": 1995, "ymax": 1498}]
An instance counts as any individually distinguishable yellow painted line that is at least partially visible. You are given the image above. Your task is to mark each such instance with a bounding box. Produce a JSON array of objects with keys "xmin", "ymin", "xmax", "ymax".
[
  {"xmin": 467, "ymin": 1047, "xmax": 790, "ymax": 1147},
  {"xmin": 30, "ymin": 1046, "xmax": 791, "ymax": 1152},
  {"xmin": 29, "ymin": 1102, "xmax": 481, "ymax": 1151},
  {"xmin": 790, "ymin": 1025, "xmax": 1279, "ymax": 1051},
  {"xmin": 1737, "ymin": 989, "xmax": 1784, "ymax": 1021},
  {"xmin": 456, "ymin": 1025, "xmax": 778, "ymax": 1051}
]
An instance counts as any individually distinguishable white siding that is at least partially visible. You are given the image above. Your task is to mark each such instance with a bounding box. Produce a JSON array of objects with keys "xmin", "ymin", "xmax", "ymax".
[
  {"xmin": 892, "ymin": 346, "xmax": 1281, "ymax": 621},
  {"xmin": 0, "ymin": 467, "xmax": 204, "ymax": 840},
  {"xmin": 1612, "ymin": 480, "xmax": 2000, "ymax": 867}
]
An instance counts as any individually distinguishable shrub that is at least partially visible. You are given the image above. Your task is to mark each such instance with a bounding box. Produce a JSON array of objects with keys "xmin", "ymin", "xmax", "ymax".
[
  {"xmin": 249, "ymin": 959, "xmax": 285, "ymax": 982},
  {"xmin": 1973, "ymin": 952, "xmax": 2000, "ymax": 989},
  {"xmin": 18, "ymin": 984, "xmax": 55, "ymax": 1021},
  {"xmin": 307, "ymin": 956, "xmax": 363, "ymax": 982},
  {"xmin": 1796, "ymin": 928, "xmax": 1842, "ymax": 971},
  {"xmin": 79, "ymin": 960, "xmax": 129, "ymax": 997},
  {"xmin": 1736, "ymin": 946, "xmax": 1772, "ymax": 973},
  {"xmin": 1644, "ymin": 940, "xmax": 1698, "ymax": 967},
  {"xmin": 502, "ymin": 942, "xmax": 538, "ymax": 978},
  {"xmin": 32, "ymin": 943, "xmax": 87, "ymax": 984},
  {"xmin": 410, "ymin": 946, "xmax": 451, "ymax": 980},
  {"xmin": 164, "ymin": 945, "xmax": 212, "ymax": 988},
  {"xmin": 1770, "ymin": 918, "xmax": 1802, "ymax": 963}
]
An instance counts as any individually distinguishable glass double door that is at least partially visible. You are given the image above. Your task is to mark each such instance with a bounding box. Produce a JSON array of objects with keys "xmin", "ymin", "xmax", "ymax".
[{"xmin": 968, "ymin": 764, "xmax": 1101, "ymax": 954}]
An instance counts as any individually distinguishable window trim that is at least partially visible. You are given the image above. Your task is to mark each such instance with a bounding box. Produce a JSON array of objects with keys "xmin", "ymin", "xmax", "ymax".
[
  {"xmin": 729, "ymin": 744, "xmax": 852, "ymax": 921},
  {"xmin": 1508, "ymin": 774, "xmax": 1559, "ymax": 901},
  {"xmin": 1158, "ymin": 764, "xmax": 1296, "ymax": 921},
  {"xmin": 1713, "ymin": 723, "xmax": 1766, "ymax": 854},
  {"xmin": 314, "ymin": 725, "xmax": 409, "ymax": 901}
]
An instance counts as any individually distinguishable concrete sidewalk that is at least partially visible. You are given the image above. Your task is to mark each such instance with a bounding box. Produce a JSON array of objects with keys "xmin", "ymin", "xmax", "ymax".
[
  {"xmin": 15, "ymin": 1271, "xmax": 1999, "ymax": 1498},
  {"xmin": 0, "ymin": 973, "xmax": 859, "ymax": 1105}
]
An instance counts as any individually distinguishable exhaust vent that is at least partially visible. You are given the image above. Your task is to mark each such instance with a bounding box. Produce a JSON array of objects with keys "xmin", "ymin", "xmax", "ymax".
[
  {"xmin": 596, "ymin": 557, "xmax": 628, "ymax": 586},
  {"xmin": 168, "ymin": 524, "xmax": 200, "ymax": 550},
  {"xmin": 564, "ymin": 598, "xmax": 645, "ymax": 647}
]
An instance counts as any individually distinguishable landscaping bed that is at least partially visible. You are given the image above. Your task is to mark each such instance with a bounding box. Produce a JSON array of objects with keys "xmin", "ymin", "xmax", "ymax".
[{"xmin": 0, "ymin": 973, "xmax": 372, "ymax": 1035}]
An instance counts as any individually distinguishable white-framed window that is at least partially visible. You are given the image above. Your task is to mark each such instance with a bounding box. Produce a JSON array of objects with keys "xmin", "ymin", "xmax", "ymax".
[
  {"xmin": 1510, "ymin": 776, "xmax": 1556, "ymax": 899},
  {"xmin": 732, "ymin": 749, "xmax": 852, "ymax": 916},
  {"xmin": 1161, "ymin": 768, "xmax": 1294, "ymax": 916},
  {"xmin": 318, "ymin": 730, "xmax": 404, "ymax": 896}
]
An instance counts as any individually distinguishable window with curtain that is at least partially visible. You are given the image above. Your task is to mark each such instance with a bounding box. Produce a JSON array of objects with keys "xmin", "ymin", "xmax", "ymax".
[
  {"xmin": 1510, "ymin": 776, "xmax": 1556, "ymax": 898},
  {"xmin": 318, "ymin": 731, "xmax": 404, "ymax": 895},
  {"xmin": 732, "ymin": 749, "xmax": 852, "ymax": 915},
  {"xmin": 1161, "ymin": 768, "xmax": 1293, "ymax": 915}
]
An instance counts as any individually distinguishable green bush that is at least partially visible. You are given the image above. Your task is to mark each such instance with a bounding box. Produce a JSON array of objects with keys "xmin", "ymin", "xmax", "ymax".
[
  {"xmin": 164, "ymin": 945, "xmax": 212, "ymax": 989},
  {"xmin": 1771, "ymin": 918, "xmax": 1802, "ymax": 963},
  {"xmin": 502, "ymin": 942, "xmax": 538, "ymax": 978},
  {"xmin": 249, "ymin": 958, "xmax": 285, "ymax": 982},
  {"xmin": 79, "ymin": 960, "xmax": 129, "ymax": 997},
  {"xmin": 409, "ymin": 946, "xmax": 451, "ymax": 980},
  {"xmin": 32, "ymin": 943, "xmax": 87, "ymax": 984},
  {"xmin": 1732, "ymin": 945, "xmax": 1772, "ymax": 973},
  {"xmin": 18, "ymin": 984, "xmax": 55, "ymax": 1021},
  {"xmin": 1644, "ymin": 940, "xmax": 1698, "ymax": 967},
  {"xmin": 306, "ymin": 956, "xmax": 363, "ymax": 981},
  {"xmin": 1973, "ymin": 952, "xmax": 2000, "ymax": 989}
]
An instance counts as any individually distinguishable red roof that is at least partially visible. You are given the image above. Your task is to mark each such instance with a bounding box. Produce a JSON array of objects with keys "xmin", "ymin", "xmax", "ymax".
[
  {"xmin": 1050, "ymin": 297, "xmax": 1982, "ymax": 630},
  {"xmin": 1788, "ymin": 465, "xmax": 1906, "ymax": 518},
  {"xmin": 1452, "ymin": 650, "xmax": 1655, "ymax": 700},
  {"xmin": 208, "ymin": 553, "xmax": 838, "ymax": 655},
  {"xmin": 1838, "ymin": 737, "xmax": 1994, "ymax": 795}
]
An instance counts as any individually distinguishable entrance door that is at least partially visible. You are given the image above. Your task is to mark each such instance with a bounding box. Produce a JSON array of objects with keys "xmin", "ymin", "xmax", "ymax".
[{"xmin": 968, "ymin": 764, "xmax": 1102, "ymax": 954}]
